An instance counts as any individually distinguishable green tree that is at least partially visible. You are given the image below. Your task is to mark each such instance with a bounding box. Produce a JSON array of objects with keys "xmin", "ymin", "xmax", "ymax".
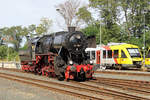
[
  {"xmin": 2, "ymin": 26, "xmax": 28, "ymax": 51},
  {"xmin": 89, "ymin": 0, "xmax": 120, "ymax": 28},
  {"xmin": 36, "ymin": 17, "xmax": 53, "ymax": 35},
  {"xmin": 0, "ymin": 28, "xmax": 7, "ymax": 45},
  {"xmin": 7, "ymin": 47, "xmax": 19, "ymax": 61},
  {"xmin": 0, "ymin": 45, "xmax": 19, "ymax": 61},
  {"xmin": 0, "ymin": 45, "xmax": 7, "ymax": 59},
  {"xmin": 120, "ymin": 0, "xmax": 149, "ymax": 38},
  {"xmin": 76, "ymin": 6, "xmax": 93, "ymax": 25},
  {"xmin": 0, "ymin": 31, "xmax": 4, "ymax": 45},
  {"xmin": 82, "ymin": 23, "xmax": 99, "ymax": 43},
  {"xmin": 80, "ymin": 0, "xmax": 150, "ymax": 48},
  {"xmin": 20, "ymin": 18, "xmax": 53, "ymax": 50},
  {"xmin": 82, "ymin": 22, "xmax": 123, "ymax": 45},
  {"xmin": 26, "ymin": 24, "xmax": 36, "ymax": 38},
  {"xmin": 88, "ymin": 0, "xmax": 122, "ymax": 44}
]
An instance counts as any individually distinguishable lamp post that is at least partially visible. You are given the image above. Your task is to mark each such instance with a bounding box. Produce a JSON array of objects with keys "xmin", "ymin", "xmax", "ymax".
[
  {"xmin": 99, "ymin": 21, "xmax": 102, "ymax": 46},
  {"xmin": 143, "ymin": 9, "xmax": 146, "ymax": 67}
]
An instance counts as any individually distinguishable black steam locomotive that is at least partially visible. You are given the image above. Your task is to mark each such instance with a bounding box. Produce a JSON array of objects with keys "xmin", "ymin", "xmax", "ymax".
[{"xmin": 19, "ymin": 27, "xmax": 98, "ymax": 81}]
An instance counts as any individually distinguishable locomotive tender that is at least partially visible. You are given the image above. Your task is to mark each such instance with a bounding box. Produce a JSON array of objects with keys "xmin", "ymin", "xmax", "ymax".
[{"xmin": 19, "ymin": 27, "xmax": 98, "ymax": 81}]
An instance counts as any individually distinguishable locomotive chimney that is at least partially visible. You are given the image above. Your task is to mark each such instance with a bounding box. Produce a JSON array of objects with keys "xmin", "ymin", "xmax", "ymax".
[{"xmin": 68, "ymin": 27, "xmax": 76, "ymax": 33}]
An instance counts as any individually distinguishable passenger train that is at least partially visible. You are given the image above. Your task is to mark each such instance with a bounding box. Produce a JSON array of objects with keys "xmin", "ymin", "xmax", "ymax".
[{"xmin": 85, "ymin": 43, "xmax": 143, "ymax": 69}]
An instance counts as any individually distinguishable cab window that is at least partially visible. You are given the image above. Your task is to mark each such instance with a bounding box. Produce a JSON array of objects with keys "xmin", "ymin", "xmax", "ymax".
[
  {"xmin": 114, "ymin": 50, "xmax": 119, "ymax": 58},
  {"xmin": 127, "ymin": 48, "xmax": 141, "ymax": 58},
  {"xmin": 108, "ymin": 50, "xmax": 112, "ymax": 58},
  {"xmin": 121, "ymin": 50, "xmax": 127, "ymax": 58}
]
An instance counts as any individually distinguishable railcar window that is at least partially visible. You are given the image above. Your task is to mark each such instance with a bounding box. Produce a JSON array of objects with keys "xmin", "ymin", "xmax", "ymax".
[
  {"xmin": 114, "ymin": 50, "xmax": 119, "ymax": 58},
  {"xmin": 91, "ymin": 51, "xmax": 95, "ymax": 59},
  {"xmin": 121, "ymin": 50, "xmax": 127, "ymax": 58},
  {"xmin": 127, "ymin": 48, "xmax": 141, "ymax": 58},
  {"xmin": 146, "ymin": 50, "xmax": 150, "ymax": 58},
  {"xmin": 103, "ymin": 50, "xmax": 106, "ymax": 59},
  {"xmin": 108, "ymin": 50, "xmax": 112, "ymax": 58}
]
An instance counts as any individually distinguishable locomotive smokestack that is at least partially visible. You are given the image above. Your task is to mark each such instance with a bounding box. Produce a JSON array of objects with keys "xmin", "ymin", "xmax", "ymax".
[{"xmin": 68, "ymin": 27, "xmax": 76, "ymax": 33}]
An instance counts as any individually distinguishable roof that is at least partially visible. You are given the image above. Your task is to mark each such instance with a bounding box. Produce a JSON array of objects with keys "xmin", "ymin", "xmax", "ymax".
[
  {"xmin": 31, "ymin": 37, "xmax": 41, "ymax": 44},
  {"xmin": 107, "ymin": 42, "xmax": 126, "ymax": 46},
  {"xmin": 110, "ymin": 44, "xmax": 139, "ymax": 49}
]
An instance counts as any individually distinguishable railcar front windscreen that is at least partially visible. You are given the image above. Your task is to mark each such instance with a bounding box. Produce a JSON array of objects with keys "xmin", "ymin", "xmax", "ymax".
[{"xmin": 127, "ymin": 48, "xmax": 141, "ymax": 58}]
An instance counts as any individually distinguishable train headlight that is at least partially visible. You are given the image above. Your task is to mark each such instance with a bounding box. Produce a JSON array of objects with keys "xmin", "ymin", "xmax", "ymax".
[
  {"xmin": 69, "ymin": 60, "xmax": 73, "ymax": 65},
  {"xmin": 76, "ymin": 34, "xmax": 81, "ymax": 39},
  {"xmin": 90, "ymin": 60, "xmax": 93, "ymax": 65}
]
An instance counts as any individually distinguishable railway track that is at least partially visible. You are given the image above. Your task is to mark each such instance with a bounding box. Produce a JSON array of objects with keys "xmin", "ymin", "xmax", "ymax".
[
  {"xmin": 96, "ymin": 77, "xmax": 150, "ymax": 86},
  {"xmin": 0, "ymin": 72, "xmax": 102, "ymax": 100},
  {"xmin": 0, "ymin": 68, "xmax": 150, "ymax": 99},
  {"xmin": 90, "ymin": 77, "xmax": 150, "ymax": 96},
  {"xmin": 0, "ymin": 67, "xmax": 24, "ymax": 73},
  {"xmin": 95, "ymin": 70, "xmax": 150, "ymax": 76},
  {"xmin": 70, "ymin": 81, "xmax": 149, "ymax": 100},
  {"xmin": 0, "ymin": 71, "xmax": 149, "ymax": 100},
  {"xmin": 1, "ymin": 67, "xmax": 150, "ymax": 77}
]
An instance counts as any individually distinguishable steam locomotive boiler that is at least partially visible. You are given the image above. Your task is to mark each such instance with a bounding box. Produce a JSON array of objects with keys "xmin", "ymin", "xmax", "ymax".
[{"xmin": 19, "ymin": 27, "xmax": 98, "ymax": 81}]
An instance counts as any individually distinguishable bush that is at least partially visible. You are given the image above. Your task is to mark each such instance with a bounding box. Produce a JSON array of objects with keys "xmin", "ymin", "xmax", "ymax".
[
  {"xmin": 0, "ymin": 45, "xmax": 19, "ymax": 61},
  {"xmin": 0, "ymin": 45, "xmax": 8, "ymax": 59}
]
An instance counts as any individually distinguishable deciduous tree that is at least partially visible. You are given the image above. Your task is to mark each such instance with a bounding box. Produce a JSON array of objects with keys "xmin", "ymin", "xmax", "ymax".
[
  {"xmin": 56, "ymin": 0, "xmax": 83, "ymax": 29},
  {"xmin": 36, "ymin": 17, "xmax": 53, "ymax": 35}
]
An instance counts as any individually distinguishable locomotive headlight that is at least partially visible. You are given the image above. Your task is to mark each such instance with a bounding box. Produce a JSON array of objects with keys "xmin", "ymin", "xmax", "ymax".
[
  {"xmin": 76, "ymin": 34, "xmax": 81, "ymax": 39},
  {"xmin": 69, "ymin": 60, "xmax": 73, "ymax": 65},
  {"xmin": 90, "ymin": 60, "xmax": 93, "ymax": 65}
]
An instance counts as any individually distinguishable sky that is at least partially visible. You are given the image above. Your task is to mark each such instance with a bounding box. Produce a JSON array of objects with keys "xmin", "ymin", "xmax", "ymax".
[{"xmin": 0, "ymin": 0, "xmax": 88, "ymax": 32}]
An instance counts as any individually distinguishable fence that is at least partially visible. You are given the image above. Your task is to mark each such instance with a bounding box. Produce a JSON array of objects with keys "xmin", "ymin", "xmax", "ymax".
[{"xmin": 0, "ymin": 61, "xmax": 21, "ymax": 69}]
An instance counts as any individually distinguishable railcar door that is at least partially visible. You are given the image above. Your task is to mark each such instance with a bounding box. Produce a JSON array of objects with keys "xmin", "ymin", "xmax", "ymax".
[
  {"xmin": 113, "ymin": 50, "xmax": 120, "ymax": 64},
  {"xmin": 96, "ymin": 50, "xmax": 100, "ymax": 64},
  {"xmin": 120, "ymin": 50, "xmax": 128, "ymax": 65},
  {"xmin": 145, "ymin": 49, "xmax": 150, "ymax": 66}
]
